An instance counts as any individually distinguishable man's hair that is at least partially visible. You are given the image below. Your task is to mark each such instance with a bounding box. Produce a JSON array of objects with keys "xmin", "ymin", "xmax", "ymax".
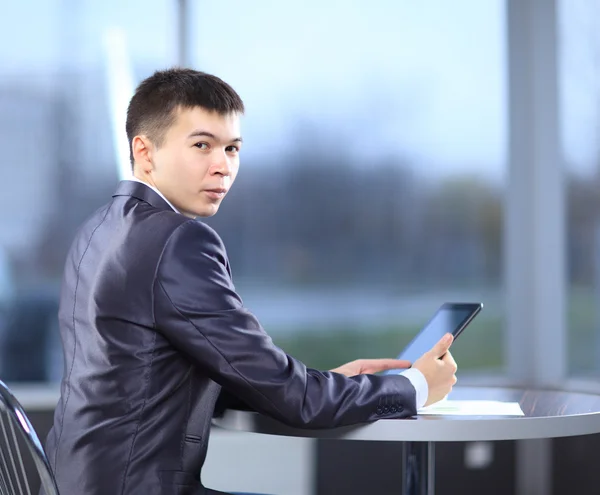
[{"xmin": 126, "ymin": 67, "xmax": 245, "ymax": 167}]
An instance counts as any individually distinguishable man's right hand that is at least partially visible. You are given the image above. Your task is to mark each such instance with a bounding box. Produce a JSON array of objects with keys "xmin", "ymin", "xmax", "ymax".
[{"xmin": 412, "ymin": 333, "xmax": 458, "ymax": 407}]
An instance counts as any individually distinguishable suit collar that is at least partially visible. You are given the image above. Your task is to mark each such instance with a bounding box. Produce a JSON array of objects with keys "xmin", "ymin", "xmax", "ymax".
[{"xmin": 112, "ymin": 180, "xmax": 175, "ymax": 212}]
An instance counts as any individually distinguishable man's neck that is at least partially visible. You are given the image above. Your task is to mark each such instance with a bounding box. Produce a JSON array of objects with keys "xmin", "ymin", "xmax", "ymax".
[{"xmin": 128, "ymin": 176, "xmax": 180, "ymax": 214}]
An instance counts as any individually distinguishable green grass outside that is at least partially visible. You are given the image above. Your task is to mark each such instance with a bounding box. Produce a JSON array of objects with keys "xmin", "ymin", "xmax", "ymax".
[
  {"xmin": 270, "ymin": 289, "xmax": 600, "ymax": 376},
  {"xmin": 568, "ymin": 288, "xmax": 600, "ymax": 375},
  {"xmin": 272, "ymin": 316, "xmax": 503, "ymax": 372}
]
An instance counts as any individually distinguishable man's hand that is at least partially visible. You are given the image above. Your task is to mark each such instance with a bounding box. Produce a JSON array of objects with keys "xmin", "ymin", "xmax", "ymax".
[
  {"xmin": 330, "ymin": 358, "xmax": 411, "ymax": 377},
  {"xmin": 412, "ymin": 333, "xmax": 458, "ymax": 407}
]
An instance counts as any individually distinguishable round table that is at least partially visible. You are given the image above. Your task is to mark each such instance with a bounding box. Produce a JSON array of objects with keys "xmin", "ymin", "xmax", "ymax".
[{"xmin": 212, "ymin": 386, "xmax": 600, "ymax": 495}]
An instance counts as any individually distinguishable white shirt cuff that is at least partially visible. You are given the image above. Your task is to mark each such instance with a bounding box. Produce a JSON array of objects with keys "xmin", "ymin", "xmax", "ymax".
[{"xmin": 400, "ymin": 368, "xmax": 428, "ymax": 410}]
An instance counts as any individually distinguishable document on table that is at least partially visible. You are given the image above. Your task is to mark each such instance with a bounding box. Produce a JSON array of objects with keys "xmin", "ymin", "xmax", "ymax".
[{"xmin": 418, "ymin": 400, "xmax": 525, "ymax": 416}]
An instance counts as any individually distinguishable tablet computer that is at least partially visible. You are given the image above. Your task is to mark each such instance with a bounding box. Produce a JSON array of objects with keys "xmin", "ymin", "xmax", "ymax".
[{"xmin": 384, "ymin": 302, "xmax": 483, "ymax": 375}]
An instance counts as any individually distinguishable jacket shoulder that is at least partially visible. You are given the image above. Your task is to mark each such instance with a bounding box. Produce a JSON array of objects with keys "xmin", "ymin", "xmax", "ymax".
[{"xmin": 164, "ymin": 219, "xmax": 225, "ymax": 249}]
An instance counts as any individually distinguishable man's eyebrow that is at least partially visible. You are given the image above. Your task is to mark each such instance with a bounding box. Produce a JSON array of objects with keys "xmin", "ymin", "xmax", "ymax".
[{"xmin": 187, "ymin": 130, "xmax": 243, "ymax": 143}]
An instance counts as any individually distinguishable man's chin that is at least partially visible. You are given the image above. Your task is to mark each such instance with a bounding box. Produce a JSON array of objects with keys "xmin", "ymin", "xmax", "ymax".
[{"xmin": 190, "ymin": 205, "xmax": 220, "ymax": 218}]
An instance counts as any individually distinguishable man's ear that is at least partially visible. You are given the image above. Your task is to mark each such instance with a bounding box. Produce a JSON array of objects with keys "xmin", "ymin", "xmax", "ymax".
[{"xmin": 131, "ymin": 135, "xmax": 155, "ymax": 174}]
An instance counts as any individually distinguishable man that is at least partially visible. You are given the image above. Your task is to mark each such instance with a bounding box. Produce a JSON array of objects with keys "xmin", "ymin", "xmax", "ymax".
[{"xmin": 43, "ymin": 68, "xmax": 457, "ymax": 495}]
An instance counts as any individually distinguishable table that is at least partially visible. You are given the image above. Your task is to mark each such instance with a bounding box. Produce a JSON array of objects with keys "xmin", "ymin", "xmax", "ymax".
[{"xmin": 212, "ymin": 386, "xmax": 600, "ymax": 495}]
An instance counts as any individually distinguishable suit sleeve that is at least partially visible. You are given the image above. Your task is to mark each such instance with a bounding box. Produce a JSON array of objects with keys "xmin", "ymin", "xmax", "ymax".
[{"xmin": 153, "ymin": 220, "xmax": 417, "ymax": 428}]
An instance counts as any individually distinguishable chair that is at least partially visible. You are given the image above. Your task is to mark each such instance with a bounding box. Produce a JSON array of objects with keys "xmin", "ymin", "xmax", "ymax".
[
  {"xmin": 0, "ymin": 380, "xmax": 273, "ymax": 495},
  {"xmin": 0, "ymin": 380, "xmax": 59, "ymax": 495}
]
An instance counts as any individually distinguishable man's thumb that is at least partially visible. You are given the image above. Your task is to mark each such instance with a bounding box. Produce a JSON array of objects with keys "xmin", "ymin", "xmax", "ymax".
[{"xmin": 431, "ymin": 333, "xmax": 453, "ymax": 357}]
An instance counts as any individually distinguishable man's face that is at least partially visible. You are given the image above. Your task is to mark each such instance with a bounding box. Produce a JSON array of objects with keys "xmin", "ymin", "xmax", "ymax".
[{"xmin": 134, "ymin": 106, "xmax": 242, "ymax": 218}]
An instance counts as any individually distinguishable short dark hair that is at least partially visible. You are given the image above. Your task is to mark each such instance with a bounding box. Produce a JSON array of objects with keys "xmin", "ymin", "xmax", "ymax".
[{"xmin": 126, "ymin": 67, "xmax": 245, "ymax": 167}]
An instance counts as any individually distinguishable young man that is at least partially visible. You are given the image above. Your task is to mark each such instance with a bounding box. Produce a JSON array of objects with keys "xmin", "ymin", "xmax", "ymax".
[{"xmin": 43, "ymin": 68, "xmax": 457, "ymax": 495}]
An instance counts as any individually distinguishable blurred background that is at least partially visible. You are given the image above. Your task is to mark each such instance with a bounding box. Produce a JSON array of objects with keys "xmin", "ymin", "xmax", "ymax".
[{"xmin": 0, "ymin": 0, "xmax": 599, "ymax": 494}]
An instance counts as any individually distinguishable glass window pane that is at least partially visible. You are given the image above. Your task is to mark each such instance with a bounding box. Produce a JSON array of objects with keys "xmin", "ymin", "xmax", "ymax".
[
  {"xmin": 0, "ymin": 0, "xmax": 175, "ymax": 382},
  {"xmin": 560, "ymin": 0, "xmax": 600, "ymax": 379},
  {"xmin": 191, "ymin": 0, "xmax": 507, "ymax": 375}
]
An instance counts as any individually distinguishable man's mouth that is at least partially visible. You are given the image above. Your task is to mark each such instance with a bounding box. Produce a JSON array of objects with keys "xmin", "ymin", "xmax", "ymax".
[{"xmin": 204, "ymin": 188, "xmax": 228, "ymax": 200}]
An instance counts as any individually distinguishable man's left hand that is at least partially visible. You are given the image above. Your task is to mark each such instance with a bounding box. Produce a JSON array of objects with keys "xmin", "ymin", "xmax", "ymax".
[{"xmin": 330, "ymin": 359, "xmax": 411, "ymax": 377}]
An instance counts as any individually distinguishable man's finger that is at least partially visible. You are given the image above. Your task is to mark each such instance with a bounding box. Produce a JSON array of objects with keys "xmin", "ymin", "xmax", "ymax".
[
  {"xmin": 441, "ymin": 350, "xmax": 457, "ymax": 370},
  {"xmin": 430, "ymin": 333, "xmax": 453, "ymax": 358},
  {"xmin": 364, "ymin": 359, "xmax": 412, "ymax": 373}
]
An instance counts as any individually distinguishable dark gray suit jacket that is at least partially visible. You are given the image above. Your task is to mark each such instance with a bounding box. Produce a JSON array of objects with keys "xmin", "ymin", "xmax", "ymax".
[{"xmin": 43, "ymin": 180, "xmax": 416, "ymax": 495}]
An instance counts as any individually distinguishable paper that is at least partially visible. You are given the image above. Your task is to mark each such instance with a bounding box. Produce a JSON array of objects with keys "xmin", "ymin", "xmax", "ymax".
[{"xmin": 418, "ymin": 400, "xmax": 525, "ymax": 416}]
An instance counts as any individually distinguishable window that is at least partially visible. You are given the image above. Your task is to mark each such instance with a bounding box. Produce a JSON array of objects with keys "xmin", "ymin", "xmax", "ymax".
[
  {"xmin": 0, "ymin": 0, "xmax": 175, "ymax": 382},
  {"xmin": 191, "ymin": 0, "xmax": 507, "ymax": 374},
  {"xmin": 560, "ymin": 0, "xmax": 600, "ymax": 379}
]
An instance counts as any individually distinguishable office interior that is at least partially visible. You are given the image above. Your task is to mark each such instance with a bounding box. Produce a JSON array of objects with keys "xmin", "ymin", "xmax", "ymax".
[{"xmin": 0, "ymin": 0, "xmax": 599, "ymax": 493}]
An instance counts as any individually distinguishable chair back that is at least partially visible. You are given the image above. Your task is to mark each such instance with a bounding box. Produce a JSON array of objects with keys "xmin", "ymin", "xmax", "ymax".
[{"xmin": 0, "ymin": 380, "xmax": 59, "ymax": 495}]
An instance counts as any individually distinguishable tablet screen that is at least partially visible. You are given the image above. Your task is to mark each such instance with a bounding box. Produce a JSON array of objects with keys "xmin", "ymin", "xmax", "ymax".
[{"xmin": 384, "ymin": 303, "xmax": 482, "ymax": 374}]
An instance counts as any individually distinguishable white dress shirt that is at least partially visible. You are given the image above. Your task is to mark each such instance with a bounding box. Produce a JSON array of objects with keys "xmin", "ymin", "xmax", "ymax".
[
  {"xmin": 125, "ymin": 178, "xmax": 429, "ymax": 410},
  {"xmin": 128, "ymin": 177, "xmax": 180, "ymax": 213}
]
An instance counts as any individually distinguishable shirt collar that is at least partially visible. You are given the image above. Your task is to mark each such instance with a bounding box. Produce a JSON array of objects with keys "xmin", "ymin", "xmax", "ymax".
[{"xmin": 127, "ymin": 177, "xmax": 180, "ymax": 214}]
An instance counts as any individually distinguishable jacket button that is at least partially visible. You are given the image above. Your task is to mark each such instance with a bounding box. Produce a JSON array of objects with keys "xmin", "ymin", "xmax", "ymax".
[
  {"xmin": 376, "ymin": 407, "xmax": 383, "ymax": 415},
  {"xmin": 398, "ymin": 406, "xmax": 404, "ymax": 412},
  {"xmin": 391, "ymin": 407, "xmax": 398, "ymax": 413},
  {"xmin": 383, "ymin": 407, "xmax": 390, "ymax": 414}
]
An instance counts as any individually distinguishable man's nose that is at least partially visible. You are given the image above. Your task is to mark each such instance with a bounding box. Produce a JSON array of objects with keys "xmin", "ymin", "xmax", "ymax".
[{"xmin": 211, "ymin": 151, "xmax": 232, "ymax": 176}]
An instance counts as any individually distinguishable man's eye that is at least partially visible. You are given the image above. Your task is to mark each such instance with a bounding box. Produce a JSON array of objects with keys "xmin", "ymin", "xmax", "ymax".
[
  {"xmin": 194, "ymin": 142, "xmax": 209, "ymax": 150},
  {"xmin": 226, "ymin": 145, "xmax": 239, "ymax": 153}
]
